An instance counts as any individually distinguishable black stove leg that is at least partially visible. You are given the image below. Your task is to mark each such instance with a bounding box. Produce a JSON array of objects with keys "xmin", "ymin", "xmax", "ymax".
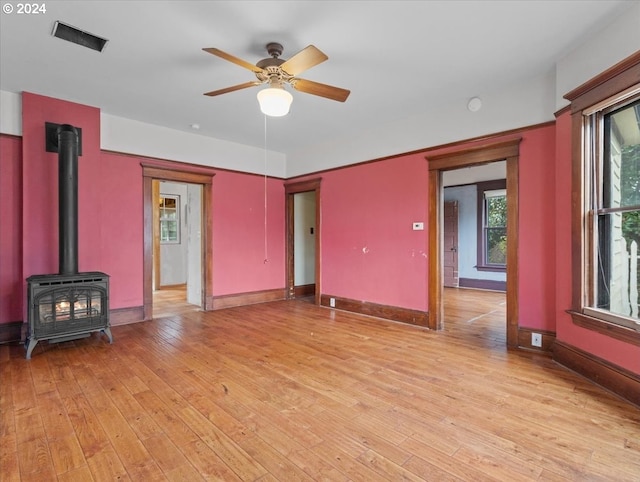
[
  {"xmin": 102, "ymin": 327, "xmax": 113, "ymax": 344},
  {"xmin": 25, "ymin": 337, "xmax": 38, "ymax": 360}
]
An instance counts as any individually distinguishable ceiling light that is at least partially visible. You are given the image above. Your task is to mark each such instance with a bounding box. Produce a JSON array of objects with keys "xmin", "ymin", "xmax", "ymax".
[{"xmin": 257, "ymin": 86, "xmax": 293, "ymax": 117}]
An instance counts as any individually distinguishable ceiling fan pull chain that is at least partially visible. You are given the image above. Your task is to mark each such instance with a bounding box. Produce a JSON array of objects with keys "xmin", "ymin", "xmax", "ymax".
[{"xmin": 263, "ymin": 114, "xmax": 269, "ymax": 264}]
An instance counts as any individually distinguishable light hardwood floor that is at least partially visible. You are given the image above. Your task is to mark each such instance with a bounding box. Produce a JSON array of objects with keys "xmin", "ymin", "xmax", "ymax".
[
  {"xmin": 1, "ymin": 288, "xmax": 639, "ymax": 481},
  {"xmin": 153, "ymin": 287, "xmax": 201, "ymax": 319}
]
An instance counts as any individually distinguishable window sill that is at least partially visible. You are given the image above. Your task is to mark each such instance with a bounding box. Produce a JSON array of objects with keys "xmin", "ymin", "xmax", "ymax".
[
  {"xmin": 567, "ymin": 310, "xmax": 640, "ymax": 347},
  {"xmin": 476, "ymin": 265, "xmax": 506, "ymax": 273}
]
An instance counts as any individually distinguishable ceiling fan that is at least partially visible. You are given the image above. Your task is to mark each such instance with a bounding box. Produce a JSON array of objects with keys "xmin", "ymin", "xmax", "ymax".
[{"xmin": 202, "ymin": 43, "xmax": 351, "ymax": 112}]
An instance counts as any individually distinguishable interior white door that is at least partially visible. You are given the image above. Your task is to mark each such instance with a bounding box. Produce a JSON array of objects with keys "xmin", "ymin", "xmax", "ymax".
[{"xmin": 186, "ymin": 183, "xmax": 202, "ymax": 306}]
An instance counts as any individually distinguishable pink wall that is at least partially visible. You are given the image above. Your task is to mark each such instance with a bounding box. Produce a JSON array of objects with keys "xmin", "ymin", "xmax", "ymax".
[
  {"xmin": 0, "ymin": 135, "xmax": 23, "ymax": 322},
  {"xmin": 212, "ymin": 170, "xmax": 285, "ymax": 296},
  {"xmin": 295, "ymin": 126, "xmax": 558, "ymax": 320},
  {"xmin": 97, "ymin": 152, "xmax": 144, "ymax": 309},
  {"xmin": 317, "ymin": 155, "xmax": 430, "ymax": 311},
  {"xmin": 554, "ymin": 111, "xmax": 640, "ymax": 374},
  {"xmin": 20, "ymin": 93, "xmax": 144, "ymax": 311},
  {"xmin": 517, "ymin": 125, "xmax": 556, "ymax": 331},
  {"xmin": 21, "ymin": 92, "xmax": 102, "ymax": 279}
]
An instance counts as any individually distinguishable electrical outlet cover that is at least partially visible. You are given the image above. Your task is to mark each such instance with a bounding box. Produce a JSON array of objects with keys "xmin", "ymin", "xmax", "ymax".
[{"xmin": 531, "ymin": 333, "xmax": 542, "ymax": 347}]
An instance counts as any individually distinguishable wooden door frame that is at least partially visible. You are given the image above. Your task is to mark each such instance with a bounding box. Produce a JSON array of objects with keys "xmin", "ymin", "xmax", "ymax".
[
  {"xmin": 142, "ymin": 164, "xmax": 214, "ymax": 320},
  {"xmin": 427, "ymin": 139, "xmax": 521, "ymax": 347},
  {"xmin": 284, "ymin": 178, "xmax": 322, "ymax": 304}
]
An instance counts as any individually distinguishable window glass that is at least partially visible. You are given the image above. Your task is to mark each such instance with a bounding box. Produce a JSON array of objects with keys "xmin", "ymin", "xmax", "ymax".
[
  {"xmin": 590, "ymin": 98, "xmax": 640, "ymax": 325},
  {"xmin": 485, "ymin": 189, "xmax": 507, "ymax": 266},
  {"xmin": 159, "ymin": 195, "xmax": 180, "ymax": 243}
]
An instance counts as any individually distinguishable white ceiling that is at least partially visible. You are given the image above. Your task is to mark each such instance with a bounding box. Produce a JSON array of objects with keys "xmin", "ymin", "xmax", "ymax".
[{"xmin": 0, "ymin": 1, "xmax": 635, "ymax": 171}]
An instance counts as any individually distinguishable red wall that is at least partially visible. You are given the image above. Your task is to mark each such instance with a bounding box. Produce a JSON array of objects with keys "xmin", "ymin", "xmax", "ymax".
[
  {"xmin": 0, "ymin": 135, "xmax": 22, "ymax": 322},
  {"xmin": 294, "ymin": 126, "xmax": 558, "ymax": 321},
  {"xmin": 518, "ymin": 125, "xmax": 557, "ymax": 332},
  {"xmin": 319, "ymin": 155, "xmax": 429, "ymax": 310},
  {"xmin": 22, "ymin": 93, "xmax": 103, "ymax": 280},
  {"xmin": 212, "ymin": 170, "xmax": 285, "ymax": 296},
  {"xmin": 97, "ymin": 152, "xmax": 144, "ymax": 309}
]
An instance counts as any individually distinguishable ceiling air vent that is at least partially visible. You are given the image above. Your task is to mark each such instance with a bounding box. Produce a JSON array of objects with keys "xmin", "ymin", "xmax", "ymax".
[{"xmin": 52, "ymin": 21, "xmax": 108, "ymax": 52}]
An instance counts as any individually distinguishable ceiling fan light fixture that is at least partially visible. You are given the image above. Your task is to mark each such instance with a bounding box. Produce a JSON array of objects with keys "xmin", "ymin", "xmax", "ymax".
[{"xmin": 257, "ymin": 86, "xmax": 293, "ymax": 117}]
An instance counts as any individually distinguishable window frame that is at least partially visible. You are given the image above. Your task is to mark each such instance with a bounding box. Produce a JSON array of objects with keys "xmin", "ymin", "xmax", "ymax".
[
  {"xmin": 565, "ymin": 51, "xmax": 640, "ymax": 346},
  {"xmin": 159, "ymin": 194, "xmax": 180, "ymax": 244},
  {"xmin": 476, "ymin": 179, "xmax": 507, "ymax": 272}
]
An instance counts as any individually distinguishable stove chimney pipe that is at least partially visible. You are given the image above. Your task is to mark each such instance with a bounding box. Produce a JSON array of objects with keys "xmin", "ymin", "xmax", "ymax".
[{"xmin": 57, "ymin": 124, "xmax": 79, "ymax": 275}]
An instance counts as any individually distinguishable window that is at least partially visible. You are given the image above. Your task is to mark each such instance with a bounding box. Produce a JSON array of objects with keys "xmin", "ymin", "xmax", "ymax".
[
  {"xmin": 159, "ymin": 195, "xmax": 180, "ymax": 243},
  {"xmin": 583, "ymin": 95, "xmax": 640, "ymax": 330},
  {"xmin": 477, "ymin": 179, "xmax": 507, "ymax": 271},
  {"xmin": 566, "ymin": 51, "xmax": 640, "ymax": 342}
]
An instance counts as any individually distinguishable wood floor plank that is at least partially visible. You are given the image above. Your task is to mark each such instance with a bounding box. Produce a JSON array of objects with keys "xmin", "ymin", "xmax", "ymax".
[
  {"xmin": 92, "ymin": 404, "xmax": 155, "ymax": 472},
  {"xmin": 0, "ymin": 432, "xmax": 21, "ymax": 481},
  {"xmin": 402, "ymin": 453, "xmax": 466, "ymax": 482},
  {"xmin": 1, "ymin": 287, "xmax": 638, "ymax": 481},
  {"xmin": 239, "ymin": 433, "xmax": 316, "ymax": 481},
  {"xmin": 48, "ymin": 434, "xmax": 88, "ymax": 476},
  {"xmin": 55, "ymin": 464, "xmax": 94, "ymax": 482},
  {"xmin": 311, "ymin": 439, "xmax": 390, "ymax": 482},
  {"xmin": 16, "ymin": 436, "xmax": 54, "ymax": 477},
  {"xmin": 61, "ymin": 394, "xmax": 112, "ymax": 460},
  {"xmin": 36, "ymin": 390, "xmax": 75, "ymax": 441},
  {"xmin": 182, "ymin": 439, "xmax": 244, "ymax": 481},
  {"xmin": 85, "ymin": 447, "xmax": 130, "ymax": 481},
  {"xmin": 356, "ymin": 448, "xmax": 426, "ymax": 481},
  {"xmin": 141, "ymin": 433, "xmax": 192, "ymax": 474}
]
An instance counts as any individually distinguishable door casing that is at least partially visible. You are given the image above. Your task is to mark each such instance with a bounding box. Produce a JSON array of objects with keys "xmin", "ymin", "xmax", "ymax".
[
  {"xmin": 427, "ymin": 139, "xmax": 520, "ymax": 347},
  {"xmin": 285, "ymin": 178, "xmax": 322, "ymax": 304},
  {"xmin": 142, "ymin": 164, "xmax": 214, "ymax": 320}
]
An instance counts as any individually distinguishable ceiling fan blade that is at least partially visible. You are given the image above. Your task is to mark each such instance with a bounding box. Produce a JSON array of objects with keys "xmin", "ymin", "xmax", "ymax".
[
  {"xmin": 280, "ymin": 45, "xmax": 328, "ymax": 76},
  {"xmin": 203, "ymin": 48, "xmax": 263, "ymax": 73},
  {"xmin": 204, "ymin": 81, "xmax": 261, "ymax": 97},
  {"xmin": 291, "ymin": 78, "xmax": 350, "ymax": 102}
]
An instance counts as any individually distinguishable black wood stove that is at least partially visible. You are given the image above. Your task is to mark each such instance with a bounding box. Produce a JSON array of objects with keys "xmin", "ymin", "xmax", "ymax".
[{"xmin": 25, "ymin": 123, "xmax": 112, "ymax": 359}]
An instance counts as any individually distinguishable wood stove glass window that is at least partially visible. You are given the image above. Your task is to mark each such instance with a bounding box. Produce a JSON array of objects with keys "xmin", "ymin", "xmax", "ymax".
[{"xmin": 159, "ymin": 195, "xmax": 180, "ymax": 243}]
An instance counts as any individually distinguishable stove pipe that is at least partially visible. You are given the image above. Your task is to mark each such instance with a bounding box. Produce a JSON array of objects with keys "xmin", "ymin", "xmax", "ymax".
[{"xmin": 57, "ymin": 124, "xmax": 79, "ymax": 275}]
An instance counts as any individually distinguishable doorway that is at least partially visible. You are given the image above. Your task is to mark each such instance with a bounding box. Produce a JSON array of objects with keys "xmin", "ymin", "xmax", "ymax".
[
  {"xmin": 427, "ymin": 139, "xmax": 520, "ymax": 347},
  {"xmin": 285, "ymin": 178, "xmax": 321, "ymax": 304},
  {"xmin": 152, "ymin": 180, "xmax": 203, "ymax": 315},
  {"xmin": 443, "ymin": 201, "xmax": 459, "ymax": 288},
  {"xmin": 142, "ymin": 165, "xmax": 214, "ymax": 320},
  {"xmin": 442, "ymin": 161, "xmax": 508, "ymax": 344}
]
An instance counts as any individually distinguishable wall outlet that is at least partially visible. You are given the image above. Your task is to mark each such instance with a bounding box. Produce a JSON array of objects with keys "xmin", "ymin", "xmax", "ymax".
[
  {"xmin": 329, "ymin": 297, "xmax": 336, "ymax": 308},
  {"xmin": 412, "ymin": 222, "xmax": 424, "ymax": 230},
  {"xmin": 531, "ymin": 332, "xmax": 542, "ymax": 348}
]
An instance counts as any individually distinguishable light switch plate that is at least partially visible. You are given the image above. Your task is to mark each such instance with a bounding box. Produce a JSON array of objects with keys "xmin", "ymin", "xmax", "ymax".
[{"xmin": 413, "ymin": 222, "xmax": 424, "ymax": 230}]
